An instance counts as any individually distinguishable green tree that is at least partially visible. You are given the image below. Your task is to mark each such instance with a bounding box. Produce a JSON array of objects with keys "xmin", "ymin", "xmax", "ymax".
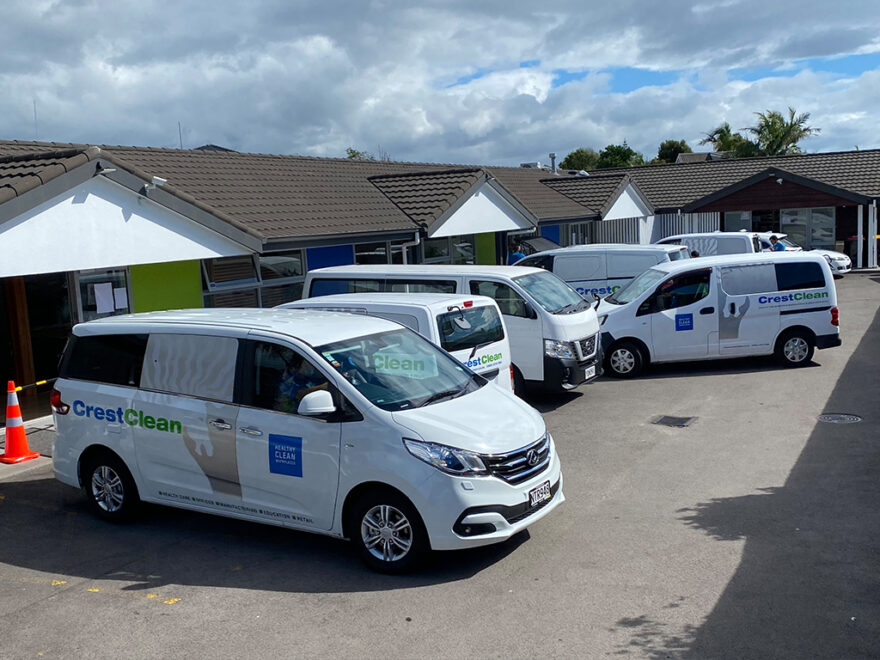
[
  {"xmin": 744, "ymin": 107, "xmax": 820, "ymax": 156},
  {"xmin": 655, "ymin": 139, "xmax": 692, "ymax": 164},
  {"xmin": 346, "ymin": 147, "xmax": 376, "ymax": 160},
  {"xmin": 699, "ymin": 122, "xmax": 752, "ymax": 153},
  {"xmin": 559, "ymin": 147, "xmax": 600, "ymax": 171},
  {"xmin": 596, "ymin": 142, "xmax": 645, "ymax": 169}
]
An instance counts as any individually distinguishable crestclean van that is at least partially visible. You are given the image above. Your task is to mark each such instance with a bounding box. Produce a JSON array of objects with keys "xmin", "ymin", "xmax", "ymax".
[
  {"xmin": 596, "ymin": 252, "xmax": 840, "ymax": 377},
  {"xmin": 303, "ymin": 265, "xmax": 601, "ymax": 393},
  {"xmin": 515, "ymin": 243, "xmax": 690, "ymax": 298},
  {"xmin": 51, "ymin": 309, "xmax": 563, "ymax": 573},
  {"xmin": 656, "ymin": 231, "xmax": 763, "ymax": 256},
  {"xmin": 279, "ymin": 293, "xmax": 514, "ymax": 392}
]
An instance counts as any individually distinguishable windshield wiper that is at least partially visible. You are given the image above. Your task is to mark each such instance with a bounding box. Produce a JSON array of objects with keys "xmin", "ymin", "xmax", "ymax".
[
  {"xmin": 468, "ymin": 339, "xmax": 496, "ymax": 358},
  {"xmin": 419, "ymin": 380, "xmax": 471, "ymax": 407}
]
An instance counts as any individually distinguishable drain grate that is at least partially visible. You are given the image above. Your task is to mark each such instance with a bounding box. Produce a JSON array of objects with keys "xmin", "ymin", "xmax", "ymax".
[
  {"xmin": 817, "ymin": 413, "xmax": 862, "ymax": 424},
  {"xmin": 652, "ymin": 415, "xmax": 697, "ymax": 428}
]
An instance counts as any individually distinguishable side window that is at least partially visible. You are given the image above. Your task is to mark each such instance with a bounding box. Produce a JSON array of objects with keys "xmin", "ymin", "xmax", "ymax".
[
  {"xmin": 60, "ymin": 334, "xmax": 148, "ymax": 387},
  {"xmin": 775, "ymin": 262, "xmax": 825, "ymax": 291},
  {"xmin": 469, "ymin": 280, "xmax": 528, "ymax": 318},
  {"xmin": 141, "ymin": 334, "xmax": 237, "ymax": 402},
  {"xmin": 716, "ymin": 238, "xmax": 745, "ymax": 255},
  {"xmin": 720, "ymin": 264, "xmax": 777, "ymax": 295},
  {"xmin": 648, "ymin": 269, "xmax": 712, "ymax": 312},
  {"xmin": 386, "ymin": 279, "xmax": 456, "ymax": 293},
  {"xmin": 659, "ymin": 238, "xmax": 680, "ymax": 245},
  {"xmin": 309, "ymin": 278, "xmax": 381, "ymax": 297},
  {"xmin": 241, "ymin": 341, "xmax": 330, "ymax": 414},
  {"xmin": 518, "ymin": 255, "xmax": 554, "ymax": 271}
]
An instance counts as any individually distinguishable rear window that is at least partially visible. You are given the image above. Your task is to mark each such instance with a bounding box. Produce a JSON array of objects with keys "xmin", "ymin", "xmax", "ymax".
[
  {"xmin": 436, "ymin": 305, "xmax": 504, "ymax": 352},
  {"xmin": 60, "ymin": 334, "xmax": 148, "ymax": 387},
  {"xmin": 775, "ymin": 262, "xmax": 825, "ymax": 291},
  {"xmin": 310, "ymin": 278, "xmax": 382, "ymax": 297}
]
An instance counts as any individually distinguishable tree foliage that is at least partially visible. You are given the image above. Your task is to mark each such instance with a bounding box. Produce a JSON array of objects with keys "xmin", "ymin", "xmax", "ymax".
[
  {"xmin": 700, "ymin": 108, "xmax": 819, "ymax": 158},
  {"xmin": 559, "ymin": 147, "xmax": 600, "ymax": 171},
  {"xmin": 345, "ymin": 146, "xmax": 392, "ymax": 161},
  {"xmin": 596, "ymin": 142, "xmax": 645, "ymax": 169},
  {"xmin": 655, "ymin": 139, "xmax": 692, "ymax": 164}
]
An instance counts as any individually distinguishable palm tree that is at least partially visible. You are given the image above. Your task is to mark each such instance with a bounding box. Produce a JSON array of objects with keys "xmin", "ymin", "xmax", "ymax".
[{"xmin": 744, "ymin": 107, "xmax": 820, "ymax": 156}]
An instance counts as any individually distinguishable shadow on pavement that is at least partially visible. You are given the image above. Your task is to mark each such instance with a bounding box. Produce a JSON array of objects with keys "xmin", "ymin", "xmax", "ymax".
[
  {"xmin": 0, "ymin": 476, "xmax": 530, "ymax": 594},
  {"xmin": 616, "ymin": 306, "xmax": 880, "ymax": 658}
]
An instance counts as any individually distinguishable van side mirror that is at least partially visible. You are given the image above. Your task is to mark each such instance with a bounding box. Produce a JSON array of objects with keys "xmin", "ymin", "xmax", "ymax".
[
  {"xmin": 297, "ymin": 390, "xmax": 337, "ymax": 416},
  {"xmin": 523, "ymin": 302, "xmax": 538, "ymax": 320}
]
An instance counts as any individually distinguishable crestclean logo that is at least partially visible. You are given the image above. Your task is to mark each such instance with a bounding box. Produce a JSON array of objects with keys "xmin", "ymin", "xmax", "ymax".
[
  {"xmin": 72, "ymin": 400, "xmax": 182, "ymax": 434},
  {"xmin": 576, "ymin": 285, "xmax": 621, "ymax": 296},
  {"xmin": 463, "ymin": 352, "xmax": 503, "ymax": 369},
  {"xmin": 758, "ymin": 291, "xmax": 829, "ymax": 304}
]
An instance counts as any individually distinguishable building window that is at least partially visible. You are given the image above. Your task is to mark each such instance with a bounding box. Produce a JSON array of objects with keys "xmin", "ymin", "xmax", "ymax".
[
  {"xmin": 423, "ymin": 235, "xmax": 475, "ymax": 264},
  {"xmin": 76, "ymin": 268, "xmax": 131, "ymax": 322},
  {"xmin": 202, "ymin": 250, "xmax": 306, "ymax": 308}
]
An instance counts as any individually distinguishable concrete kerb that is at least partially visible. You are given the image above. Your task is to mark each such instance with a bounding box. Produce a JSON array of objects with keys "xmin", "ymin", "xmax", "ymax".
[{"xmin": 0, "ymin": 414, "xmax": 56, "ymax": 482}]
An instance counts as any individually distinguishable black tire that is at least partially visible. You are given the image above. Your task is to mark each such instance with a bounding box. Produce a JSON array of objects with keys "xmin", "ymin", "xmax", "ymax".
[
  {"xmin": 775, "ymin": 329, "xmax": 814, "ymax": 367},
  {"xmin": 605, "ymin": 340, "xmax": 645, "ymax": 378},
  {"xmin": 512, "ymin": 364, "xmax": 527, "ymax": 398},
  {"xmin": 348, "ymin": 489, "xmax": 428, "ymax": 573},
  {"xmin": 81, "ymin": 451, "xmax": 139, "ymax": 522}
]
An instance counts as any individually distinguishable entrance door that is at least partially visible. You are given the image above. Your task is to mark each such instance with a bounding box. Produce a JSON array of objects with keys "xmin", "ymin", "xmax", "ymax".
[{"xmin": 781, "ymin": 208, "xmax": 835, "ymax": 250}]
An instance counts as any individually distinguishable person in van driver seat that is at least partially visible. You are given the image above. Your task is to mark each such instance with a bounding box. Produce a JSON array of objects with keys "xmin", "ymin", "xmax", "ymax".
[
  {"xmin": 769, "ymin": 235, "xmax": 786, "ymax": 251},
  {"xmin": 275, "ymin": 355, "xmax": 329, "ymax": 413}
]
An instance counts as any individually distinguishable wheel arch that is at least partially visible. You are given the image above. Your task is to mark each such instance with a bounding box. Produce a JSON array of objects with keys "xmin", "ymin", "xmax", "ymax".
[
  {"xmin": 340, "ymin": 481, "xmax": 428, "ymax": 545},
  {"xmin": 77, "ymin": 444, "xmax": 129, "ymax": 489},
  {"xmin": 608, "ymin": 336, "xmax": 652, "ymax": 363},
  {"xmin": 775, "ymin": 324, "xmax": 816, "ymax": 351}
]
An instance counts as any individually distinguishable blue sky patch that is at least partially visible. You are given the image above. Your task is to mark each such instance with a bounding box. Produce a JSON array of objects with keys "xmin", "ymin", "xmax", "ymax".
[{"xmin": 552, "ymin": 67, "xmax": 679, "ymax": 92}]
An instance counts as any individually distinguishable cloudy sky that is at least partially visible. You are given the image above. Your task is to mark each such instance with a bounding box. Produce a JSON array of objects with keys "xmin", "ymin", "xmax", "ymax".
[{"xmin": 2, "ymin": 0, "xmax": 880, "ymax": 165}]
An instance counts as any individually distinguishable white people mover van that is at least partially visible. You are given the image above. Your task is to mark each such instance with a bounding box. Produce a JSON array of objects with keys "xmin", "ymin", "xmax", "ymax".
[
  {"xmin": 515, "ymin": 244, "xmax": 690, "ymax": 298},
  {"xmin": 303, "ymin": 265, "xmax": 601, "ymax": 394},
  {"xmin": 596, "ymin": 252, "xmax": 840, "ymax": 377},
  {"xmin": 51, "ymin": 309, "xmax": 563, "ymax": 572},
  {"xmin": 279, "ymin": 293, "xmax": 514, "ymax": 392}
]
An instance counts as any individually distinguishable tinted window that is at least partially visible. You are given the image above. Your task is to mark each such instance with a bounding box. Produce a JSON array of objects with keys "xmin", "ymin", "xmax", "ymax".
[
  {"xmin": 775, "ymin": 262, "xmax": 825, "ymax": 291},
  {"xmin": 720, "ymin": 264, "xmax": 777, "ymax": 295},
  {"xmin": 386, "ymin": 279, "xmax": 456, "ymax": 293},
  {"xmin": 60, "ymin": 334, "xmax": 148, "ymax": 387},
  {"xmin": 141, "ymin": 334, "xmax": 237, "ymax": 402},
  {"xmin": 470, "ymin": 280, "xmax": 529, "ymax": 317},
  {"xmin": 310, "ymin": 278, "xmax": 381, "ymax": 297},
  {"xmin": 240, "ymin": 341, "xmax": 330, "ymax": 414},
  {"xmin": 518, "ymin": 255, "xmax": 554, "ymax": 271},
  {"xmin": 437, "ymin": 305, "xmax": 504, "ymax": 352},
  {"xmin": 650, "ymin": 269, "xmax": 712, "ymax": 311}
]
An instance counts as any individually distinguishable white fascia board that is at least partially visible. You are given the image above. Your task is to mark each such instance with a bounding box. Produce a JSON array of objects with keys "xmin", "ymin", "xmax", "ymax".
[
  {"xmin": 603, "ymin": 183, "xmax": 653, "ymax": 220},
  {"xmin": 427, "ymin": 182, "xmax": 534, "ymax": 238},
  {"xmin": 0, "ymin": 176, "xmax": 254, "ymax": 277}
]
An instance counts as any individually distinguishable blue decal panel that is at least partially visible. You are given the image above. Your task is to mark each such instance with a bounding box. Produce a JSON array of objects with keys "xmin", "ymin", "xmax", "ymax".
[
  {"xmin": 269, "ymin": 434, "xmax": 303, "ymax": 477},
  {"xmin": 675, "ymin": 314, "xmax": 694, "ymax": 331}
]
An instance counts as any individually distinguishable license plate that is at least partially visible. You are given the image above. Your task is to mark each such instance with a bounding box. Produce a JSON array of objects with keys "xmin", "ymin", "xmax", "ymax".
[
  {"xmin": 585, "ymin": 365, "xmax": 596, "ymax": 380},
  {"xmin": 529, "ymin": 480, "xmax": 552, "ymax": 507}
]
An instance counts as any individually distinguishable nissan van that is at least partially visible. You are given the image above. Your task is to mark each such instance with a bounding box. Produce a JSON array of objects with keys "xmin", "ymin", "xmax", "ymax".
[
  {"xmin": 596, "ymin": 252, "xmax": 840, "ymax": 377},
  {"xmin": 303, "ymin": 265, "xmax": 601, "ymax": 394},
  {"xmin": 655, "ymin": 231, "xmax": 762, "ymax": 256},
  {"xmin": 279, "ymin": 293, "xmax": 514, "ymax": 391},
  {"xmin": 515, "ymin": 244, "xmax": 690, "ymax": 298},
  {"xmin": 51, "ymin": 309, "xmax": 563, "ymax": 573}
]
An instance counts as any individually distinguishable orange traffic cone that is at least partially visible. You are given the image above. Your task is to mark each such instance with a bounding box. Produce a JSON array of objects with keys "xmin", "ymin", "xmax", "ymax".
[{"xmin": 0, "ymin": 381, "xmax": 40, "ymax": 464}]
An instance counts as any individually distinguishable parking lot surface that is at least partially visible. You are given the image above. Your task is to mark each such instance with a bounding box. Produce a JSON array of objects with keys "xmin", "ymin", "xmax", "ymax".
[{"xmin": 1, "ymin": 274, "xmax": 878, "ymax": 659}]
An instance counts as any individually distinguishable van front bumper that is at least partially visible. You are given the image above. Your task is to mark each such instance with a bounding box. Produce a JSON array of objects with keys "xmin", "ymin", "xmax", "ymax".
[{"xmin": 542, "ymin": 355, "xmax": 601, "ymax": 390}]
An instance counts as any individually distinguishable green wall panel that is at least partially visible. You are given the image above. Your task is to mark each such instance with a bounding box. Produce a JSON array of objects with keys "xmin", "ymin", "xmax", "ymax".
[
  {"xmin": 129, "ymin": 260, "xmax": 203, "ymax": 312},
  {"xmin": 475, "ymin": 232, "xmax": 497, "ymax": 265}
]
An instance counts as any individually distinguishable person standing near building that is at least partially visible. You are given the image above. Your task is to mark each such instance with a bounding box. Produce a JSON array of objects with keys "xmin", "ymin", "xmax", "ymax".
[{"xmin": 508, "ymin": 243, "xmax": 526, "ymax": 264}]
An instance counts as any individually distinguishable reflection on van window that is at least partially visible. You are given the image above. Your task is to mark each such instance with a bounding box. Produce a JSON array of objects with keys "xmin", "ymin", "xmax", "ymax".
[
  {"xmin": 386, "ymin": 279, "xmax": 456, "ymax": 294},
  {"xmin": 316, "ymin": 329, "xmax": 480, "ymax": 411},
  {"xmin": 244, "ymin": 341, "xmax": 329, "ymax": 414},
  {"xmin": 310, "ymin": 279, "xmax": 382, "ymax": 297},
  {"xmin": 652, "ymin": 269, "xmax": 711, "ymax": 310},
  {"xmin": 436, "ymin": 305, "xmax": 504, "ymax": 352},
  {"xmin": 720, "ymin": 264, "xmax": 777, "ymax": 295},
  {"xmin": 470, "ymin": 280, "xmax": 529, "ymax": 317},
  {"xmin": 605, "ymin": 268, "xmax": 666, "ymax": 305},
  {"xmin": 513, "ymin": 271, "xmax": 585, "ymax": 314}
]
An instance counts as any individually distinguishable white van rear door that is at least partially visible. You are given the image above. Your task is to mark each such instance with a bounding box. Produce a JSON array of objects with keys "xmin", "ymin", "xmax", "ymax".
[
  {"xmin": 647, "ymin": 268, "xmax": 718, "ymax": 361},
  {"xmin": 435, "ymin": 303, "xmax": 512, "ymax": 391}
]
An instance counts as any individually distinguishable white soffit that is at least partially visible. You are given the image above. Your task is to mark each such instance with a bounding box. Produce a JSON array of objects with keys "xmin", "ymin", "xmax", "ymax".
[
  {"xmin": 0, "ymin": 177, "xmax": 253, "ymax": 277},
  {"xmin": 603, "ymin": 183, "xmax": 652, "ymax": 220},
  {"xmin": 427, "ymin": 183, "xmax": 534, "ymax": 238}
]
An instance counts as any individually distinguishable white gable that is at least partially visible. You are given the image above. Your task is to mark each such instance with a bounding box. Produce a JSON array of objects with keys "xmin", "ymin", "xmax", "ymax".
[
  {"xmin": 427, "ymin": 182, "xmax": 533, "ymax": 238},
  {"xmin": 0, "ymin": 176, "xmax": 253, "ymax": 277},
  {"xmin": 603, "ymin": 183, "xmax": 652, "ymax": 220}
]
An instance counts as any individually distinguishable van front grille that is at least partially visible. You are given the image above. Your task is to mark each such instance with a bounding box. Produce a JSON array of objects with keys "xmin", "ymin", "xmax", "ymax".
[
  {"xmin": 578, "ymin": 334, "xmax": 597, "ymax": 360},
  {"xmin": 482, "ymin": 435, "xmax": 551, "ymax": 485}
]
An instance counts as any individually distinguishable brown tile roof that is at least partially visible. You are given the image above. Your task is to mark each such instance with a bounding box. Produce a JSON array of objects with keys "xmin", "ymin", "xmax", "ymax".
[
  {"xmin": 369, "ymin": 168, "xmax": 485, "ymax": 227},
  {"xmin": 0, "ymin": 147, "xmax": 101, "ymax": 204},
  {"xmin": 540, "ymin": 172, "xmax": 634, "ymax": 217}
]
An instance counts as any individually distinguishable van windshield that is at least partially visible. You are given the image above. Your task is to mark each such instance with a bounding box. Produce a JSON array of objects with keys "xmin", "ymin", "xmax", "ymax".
[
  {"xmin": 513, "ymin": 271, "xmax": 588, "ymax": 314},
  {"xmin": 315, "ymin": 329, "xmax": 482, "ymax": 411},
  {"xmin": 436, "ymin": 305, "xmax": 504, "ymax": 353},
  {"xmin": 605, "ymin": 268, "xmax": 668, "ymax": 305}
]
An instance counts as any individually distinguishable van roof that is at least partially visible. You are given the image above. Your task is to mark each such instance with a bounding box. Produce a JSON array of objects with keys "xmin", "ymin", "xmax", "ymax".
[
  {"xmin": 282, "ymin": 292, "xmax": 498, "ymax": 311},
  {"xmin": 661, "ymin": 231, "xmax": 758, "ymax": 240},
  {"xmin": 306, "ymin": 264, "xmax": 543, "ymax": 277},
  {"xmin": 73, "ymin": 308, "xmax": 402, "ymax": 346},
  {"xmin": 650, "ymin": 251, "xmax": 828, "ymax": 274},
  {"xmin": 530, "ymin": 243, "xmax": 688, "ymax": 257}
]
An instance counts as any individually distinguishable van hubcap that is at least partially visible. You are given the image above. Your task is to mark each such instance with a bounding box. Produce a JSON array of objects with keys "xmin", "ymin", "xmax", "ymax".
[
  {"xmin": 361, "ymin": 504, "xmax": 413, "ymax": 562},
  {"xmin": 610, "ymin": 348, "xmax": 635, "ymax": 373},
  {"xmin": 91, "ymin": 466, "xmax": 124, "ymax": 512},
  {"xmin": 784, "ymin": 337, "xmax": 809, "ymax": 362}
]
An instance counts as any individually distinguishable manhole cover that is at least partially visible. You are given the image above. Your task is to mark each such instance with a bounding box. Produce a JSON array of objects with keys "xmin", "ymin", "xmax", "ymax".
[
  {"xmin": 652, "ymin": 415, "xmax": 697, "ymax": 428},
  {"xmin": 817, "ymin": 413, "xmax": 862, "ymax": 424}
]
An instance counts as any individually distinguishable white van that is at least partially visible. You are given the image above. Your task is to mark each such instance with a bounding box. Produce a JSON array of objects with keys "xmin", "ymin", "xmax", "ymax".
[
  {"xmin": 51, "ymin": 309, "xmax": 563, "ymax": 573},
  {"xmin": 516, "ymin": 244, "xmax": 690, "ymax": 298},
  {"xmin": 656, "ymin": 231, "xmax": 763, "ymax": 256},
  {"xmin": 303, "ymin": 265, "xmax": 601, "ymax": 394},
  {"xmin": 279, "ymin": 293, "xmax": 514, "ymax": 392},
  {"xmin": 596, "ymin": 252, "xmax": 840, "ymax": 377}
]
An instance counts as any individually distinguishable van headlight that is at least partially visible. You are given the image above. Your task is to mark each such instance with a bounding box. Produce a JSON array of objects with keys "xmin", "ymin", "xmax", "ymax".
[
  {"xmin": 403, "ymin": 439, "xmax": 487, "ymax": 476},
  {"xmin": 544, "ymin": 339, "xmax": 576, "ymax": 359}
]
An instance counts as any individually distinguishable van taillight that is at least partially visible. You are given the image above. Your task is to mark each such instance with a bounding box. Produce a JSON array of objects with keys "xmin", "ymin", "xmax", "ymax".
[
  {"xmin": 50, "ymin": 388, "xmax": 69, "ymax": 415},
  {"xmin": 510, "ymin": 365, "xmax": 514, "ymax": 386},
  {"xmin": 464, "ymin": 300, "xmax": 473, "ymax": 308},
  {"xmin": 831, "ymin": 306, "xmax": 839, "ymax": 326}
]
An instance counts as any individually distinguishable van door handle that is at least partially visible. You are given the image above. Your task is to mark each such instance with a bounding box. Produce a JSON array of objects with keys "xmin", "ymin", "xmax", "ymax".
[
  {"xmin": 239, "ymin": 427, "xmax": 263, "ymax": 437},
  {"xmin": 729, "ymin": 302, "xmax": 736, "ymax": 314},
  {"xmin": 209, "ymin": 419, "xmax": 232, "ymax": 430},
  {"xmin": 700, "ymin": 307, "xmax": 714, "ymax": 315}
]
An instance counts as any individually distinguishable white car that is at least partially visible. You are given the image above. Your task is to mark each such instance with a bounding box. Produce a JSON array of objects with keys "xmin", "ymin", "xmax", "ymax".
[{"xmin": 758, "ymin": 233, "xmax": 852, "ymax": 277}]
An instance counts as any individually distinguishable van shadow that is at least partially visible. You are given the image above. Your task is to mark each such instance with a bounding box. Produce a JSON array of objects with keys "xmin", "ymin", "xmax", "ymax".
[
  {"xmin": 522, "ymin": 389, "xmax": 583, "ymax": 413},
  {"xmin": 613, "ymin": 306, "xmax": 880, "ymax": 658},
  {"xmin": 0, "ymin": 478, "xmax": 530, "ymax": 594},
  {"xmin": 635, "ymin": 355, "xmax": 821, "ymax": 380}
]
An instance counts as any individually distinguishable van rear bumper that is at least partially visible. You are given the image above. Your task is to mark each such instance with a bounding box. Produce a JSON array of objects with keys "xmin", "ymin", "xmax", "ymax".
[
  {"xmin": 815, "ymin": 333, "xmax": 842, "ymax": 349},
  {"xmin": 541, "ymin": 355, "xmax": 601, "ymax": 390}
]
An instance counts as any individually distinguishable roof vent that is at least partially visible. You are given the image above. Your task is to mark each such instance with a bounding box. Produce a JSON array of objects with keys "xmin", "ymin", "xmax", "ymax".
[
  {"xmin": 520, "ymin": 161, "xmax": 543, "ymax": 169},
  {"xmin": 577, "ymin": 170, "xmax": 589, "ymax": 177}
]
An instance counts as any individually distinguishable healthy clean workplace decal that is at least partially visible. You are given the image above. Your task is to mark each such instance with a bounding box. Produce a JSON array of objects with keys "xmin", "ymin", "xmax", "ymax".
[{"xmin": 269, "ymin": 434, "xmax": 303, "ymax": 477}]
